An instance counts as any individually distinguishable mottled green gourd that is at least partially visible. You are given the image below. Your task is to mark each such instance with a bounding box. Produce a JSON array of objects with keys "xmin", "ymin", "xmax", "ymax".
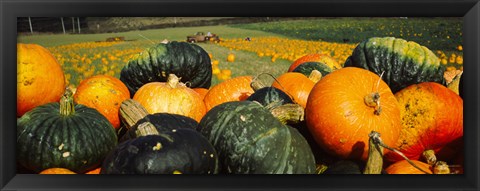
[
  {"xmin": 198, "ymin": 101, "xmax": 316, "ymax": 174},
  {"xmin": 17, "ymin": 90, "xmax": 118, "ymax": 173},
  {"xmin": 292, "ymin": 62, "xmax": 333, "ymax": 77},
  {"xmin": 120, "ymin": 41, "xmax": 212, "ymax": 96},
  {"xmin": 344, "ymin": 37, "xmax": 446, "ymax": 93}
]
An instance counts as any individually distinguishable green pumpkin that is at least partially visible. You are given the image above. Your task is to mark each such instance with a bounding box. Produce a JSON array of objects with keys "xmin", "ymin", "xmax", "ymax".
[
  {"xmin": 101, "ymin": 99, "xmax": 218, "ymax": 174},
  {"xmin": 344, "ymin": 37, "xmax": 446, "ymax": 93},
  {"xmin": 17, "ymin": 90, "xmax": 117, "ymax": 173},
  {"xmin": 198, "ymin": 101, "xmax": 316, "ymax": 174},
  {"xmin": 120, "ymin": 41, "xmax": 212, "ymax": 96},
  {"xmin": 246, "ymin": 87, "xmax": 294, "ymax": 107},
  {"xmin": 292, "ymin": 62, "xmax": 333, "ymax": 77}
]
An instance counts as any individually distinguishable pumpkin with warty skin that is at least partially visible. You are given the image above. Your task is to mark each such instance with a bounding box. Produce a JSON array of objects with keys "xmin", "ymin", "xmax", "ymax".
[
  {"xmin": 288, "ymin": 53, "xmax": 341, "ymax": 72},
  {"xmin": 306, "ymin": 67, "xmax": 401, "ymax": 161},
  {"xmin": 17, "ymin": 90, "xmax": 118, "ymax": 173},
  {"xmin": 120, "ymin": 41, "xmax": 212, "ymax": 96},
  {"xmin": 292, "ymin": 62, "xmax": 333, "ymax": 77},
  {"xmin": 17, "ymin": 43, "xmax": 66, "ymax": 117},
  {"xmin": 133, "ymin": 74, "xmax": 206, "ymax": 122},
  {"xmin": 74, "ymin": 75, "xmax": 130, "ymax": 130},
  {"xmin": 203, "ymin": 76, "xmax": 254, "ymax": 111},
  {"xmin": 385, "ymin": 82, "xmax": 463, "ymax": 163},
  {"xmin": 344, "ymin": 37, "xmax": 446, "ymax": 93},
  {"xmin": 199, "ymin": 101, "xmax": 316, "ymax": 174},
  {"xmin": 101, "ymin": 99, "xmax": 218, "ymax": 174},
  {"xmin": 385, "ymin": 160, "xmax": 432, "ymax": 174}
]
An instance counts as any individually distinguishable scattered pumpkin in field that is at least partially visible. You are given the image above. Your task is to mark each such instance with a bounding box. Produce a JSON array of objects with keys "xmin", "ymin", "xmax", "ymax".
[
  {"xmin": 227, "ymin": 53, "xmax": 235, "ymax": 62},
  {"xmin": 133, "ymin": 74, "xmax": 206, "ymax": 123},
  {"xmin": 386, "ymin": 82, "xmax": 463, "ymax": 164},
  {"xmin": 74, "ymin": 75, "xmax": 130, "ymax": 129},
  {"xmin": 120, "ymin": 41, "xmax": 212, "ymax": 96},
  {"xmin": 203, "ymin": 76, "xmax": 255, "ymax": 111},
  {"xmin": 344, "ymin": 37, "xmax": 446, "ymax": 93},
  {"xmin": 305, "ymin": 67, "xmax": 401, "ymax": 161},
  {"xmin": 17, "ymin": 43, "xmax": 66, "ymax": 117},
  {"xmin": 17, "ymin": 89, "xmax": 118, "ymax": 173}
]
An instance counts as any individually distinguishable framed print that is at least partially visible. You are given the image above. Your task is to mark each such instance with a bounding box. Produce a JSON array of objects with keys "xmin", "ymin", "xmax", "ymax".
[{"xmin": 1, "ymin": 0, "xmax": 479, "ymax": 190}]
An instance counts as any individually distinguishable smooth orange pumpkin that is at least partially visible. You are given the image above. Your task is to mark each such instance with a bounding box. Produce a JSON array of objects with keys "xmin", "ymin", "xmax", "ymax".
[
  {"xmin": 271, "ymin": 72, "xmax": 316, "ymax": 108},
  {"xmin": 74, "ymin": 75, "xmax": 130, "ymax": 129},
  {"xmin": 204, "ymin": 76, "xmax": 254, "ymax": 111},
  {"xmin": 85, "ymin": 168, "xmax": 101, "ymax": 174},
  {"xmin": 227, "ymin": 53, "xmax": 235, "ymax": 62},
  {"xmin": 288, "ymin": 53, "xmax": 342, "ymax": 72},
  {"xmin": 133, "ymin": 74, "xmax": 206, "ymax": 122},
  {"xmin": 17, "ymin": 43, "xmax": 66, "ymax": 117},
  {"xmin": 385, "ymin": 82, "xmax": 463, "ymax": 163},
  {"xmin": 39, "ymin": 168, "xmax": 76, "ymax": 174},
  {"xmin": 385, "ymin": 160, "xmax": 432, "ymax": 174},
  {"xmin": 193, "ymin": 88, "xmax": 209, "ymax": 100},
  {"xmin": 305, "ymin": 67, "xmax": 401, "ymax": 161}
]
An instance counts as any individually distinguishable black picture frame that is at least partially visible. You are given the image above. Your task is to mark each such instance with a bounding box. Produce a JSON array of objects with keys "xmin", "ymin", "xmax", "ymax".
[{"xmin": 2, "ymin": 0, "xmax": 479, "ymax": 190}]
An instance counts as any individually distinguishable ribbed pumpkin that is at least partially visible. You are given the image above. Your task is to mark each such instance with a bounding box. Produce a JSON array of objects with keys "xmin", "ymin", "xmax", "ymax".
[
  {"xmin": 305, "ymin": 67, "xmax": 401, "ymax": 161},
  {"xmin": 73, "ymin": 75, "xmax": 130, "ymax": 129},
  {"xmin": 17, "ymin": 90, "xmax": 118, "ymax": 173},
  {"xmin": 246, "ymin": 86, "xmax": 294, "ymax": 107},
  {"xmin": 203, "ymin": 76, "xmax": 254, "ymax": 111},
  {"xmin": 344, "ymin": 37, "xmax": 446, "ymax": 93},
  {"xmin": 385, "ymin": 160, "xmax": 432, "ymax": 174},
  {"xmin": 292, "ymin": 62, "xmax": 332, "ymax": 77},
  {"xmin": 101, "ymin": 99, "xmax": 218, "ymax": 174},
  {"xmin": 199, "ymin": 101, "xmax": 315, "ymax": 174},
  {"xmin": 120, "ymin": 41, "xmax": 212, "ymax": 96},
  {"xmin": 17, "ymin": 43, "xmax": 66, "ymax": 117},
  {"xmin": 271, "ymin": 72, "xmax": 318, "ymax": 108},
  {"xmin": 288, "ymin": 53, "xmax": 341, "ymax": 72},
  {"xmin": 133, "ymin": 74, "xmax": 206, "ymax": 122},
  {"xmin": 385, "ymin": 82, "xmax": 463, "ymax": 163}
]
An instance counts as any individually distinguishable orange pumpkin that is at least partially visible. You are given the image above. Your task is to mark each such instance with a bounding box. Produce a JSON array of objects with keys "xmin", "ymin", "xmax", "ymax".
[
  {"xmin": 305, "ymin": 67, "xmax": 401, "ymax": 160},
  {"xmin": 133, "ymin": 74, "xmax": 206, "ymax": 122},
  {"xmin": 85, "ymin": 168, "xmax": 101, "ymax": 174},
  {"xmin": 17, "ymin": 43, "xmax": 66, "ymax": 117},
  {"xmin": 385, "ymin": 82, "xmax": 463, "ymax": 163},
  {"xmin": 39, "ymin": 168, "xmax": 76, "ymax": 174},
  {"xmin": 227, "ymin": 53, "xmax": 235, "ymax": 62},
  {"xmin": 385, "ymin": 160, "xmax": 432, "ymax": 174},
  {"xmin": 204, "ymin": 76, "xmax": 254, "ymax": 111},
  {"xmin": 193, "ymin": 88, "xmax": 209, "ymax": 100},
  {"xmin": 288, "ymin": 53, "xmax": 342, "ymax": 72},
  {"xmin": 271, "ymin": 72, "xmax": 316, "ymax": 108},
  {"xmin": 74, "ymin": 75, "xmax": 130, "ymax": 129}
]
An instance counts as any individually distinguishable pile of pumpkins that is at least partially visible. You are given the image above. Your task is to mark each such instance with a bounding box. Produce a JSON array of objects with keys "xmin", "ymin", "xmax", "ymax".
[{"xmin": 17, "ymin": 37, "xmax": 463, "ymax": 175}]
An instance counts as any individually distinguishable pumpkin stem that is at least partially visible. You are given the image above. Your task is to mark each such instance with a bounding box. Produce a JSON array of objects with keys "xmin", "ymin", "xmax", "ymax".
[
  {"xmin": 119, "ymin": 99, "xmax": 149, "ymax": 130},
  {"xmin": 422, "ymin": 149, "xmax": 437, "ymax": 166},
  {"xmin": 250, "ymin": 72, "xmax": 279, "ymax": 91},
  {"xmin": 60, "ymin": 87, "xmax": 75, "ymax": 116},
  {"xmin": 135, "ymin": 122, "xmax": 160, "ymax": 136},
  {"xmin": 363, "ymin": 131, "xmax": 384, "ymax": 174},
  {"xmin": 364, "ymin": 93, "xmax": 382, "ymax": 115},
  {"xmin": 373, "ymin": 133, "xmax": 432, "ymax": 174},
  {"xmin": 433, "ymin": 161, "xmax": 451, "ymax": 174},
  {"xmin": 269, "ymin": 103, "xmax": 304, "ymax": 125},
  {"xmin": 167, "ymin": 74, "xmax": 182, "ymax": 88},
  {"xmin": 308, "ymin": 70, "xmax": 322, "ymax": 83}
]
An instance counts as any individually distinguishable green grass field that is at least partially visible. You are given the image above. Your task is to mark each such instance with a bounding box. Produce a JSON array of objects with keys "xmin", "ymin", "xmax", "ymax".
[{"xmin": 18, "ymin": 17, "xmax": 463, "ymax": 87}]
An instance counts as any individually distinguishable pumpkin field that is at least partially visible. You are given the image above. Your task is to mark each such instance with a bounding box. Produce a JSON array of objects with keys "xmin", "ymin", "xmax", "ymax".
[{"xmin": 17, "ymin": 17, "xmax": 464, "ymax": 175}]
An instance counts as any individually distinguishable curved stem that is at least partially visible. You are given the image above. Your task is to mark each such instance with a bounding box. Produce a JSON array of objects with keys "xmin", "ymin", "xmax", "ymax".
[
  {"xmin": 363, "ymin": 131, "xmax": 384, "ymax": 174},
  {"xmin": 269, "ymin": 103, "xmax": 304, "ymax": 125},
  {"xmin": 60, "ymin": 88, "xmax": 75, "ymax": 116},
  {"xmin": 167, "ymin": 74, "xmax": 181, "ymax": 88}
]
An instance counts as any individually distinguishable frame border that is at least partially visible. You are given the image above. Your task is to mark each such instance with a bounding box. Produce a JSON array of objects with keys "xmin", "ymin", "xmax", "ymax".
[{"xmin": 2, "ymin": 0, "xmax": 479, "ymax": 190}]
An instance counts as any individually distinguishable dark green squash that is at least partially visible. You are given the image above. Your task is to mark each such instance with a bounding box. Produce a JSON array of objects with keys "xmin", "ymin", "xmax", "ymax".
[
  {"xmin": 120, "ymin": 41, "xmax": 212, "ymax": 96},
  {"xmin": 292, "ymin": 62, "xmax": 332, "ymax": 77},
  {"xmin": 246, "ymin": 87, "xmax": 294, "ymax": 107},
  {"xmin": 101, "ymin": 99, "xmax": 218, "ymax": 174},
  {"xmin": 17, "ymin": 90, "xmax": 117, "ymax": 173},
  {"xmin": 344, "ymin": 37, "xmax": 446, "ymax": 93},
  {"xmin": 198, "ymin": 101, "xmax": 316, "ymax": 174}
]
